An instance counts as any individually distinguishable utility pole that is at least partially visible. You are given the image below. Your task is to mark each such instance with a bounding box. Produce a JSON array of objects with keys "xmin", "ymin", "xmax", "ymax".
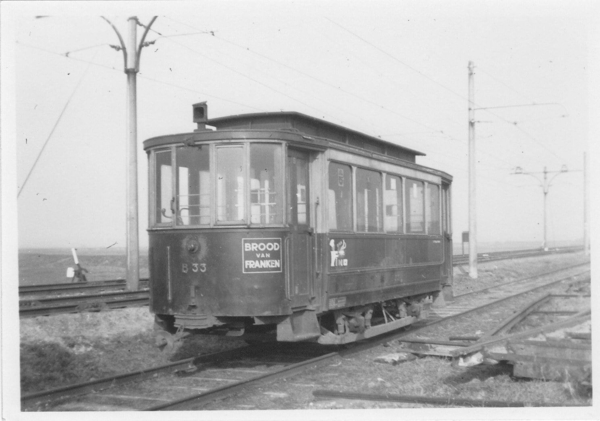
[
  {"xmin": 103, "ymin": 16, "xmax": 157, "ymax": 291},
  {"xmin": 583, "ymin": 152, "xmax": 590, "ymax": 256},
  {"xmin": 542, "ymin": 167, "xmax": 549, "ymax": 249},
  {"xmin": 512, "ymin": 165, "xmax": 568, "ymax": 251},
  {"xmin": 468, "ymin": 61, "xmax": 477, "ymax": 279}
]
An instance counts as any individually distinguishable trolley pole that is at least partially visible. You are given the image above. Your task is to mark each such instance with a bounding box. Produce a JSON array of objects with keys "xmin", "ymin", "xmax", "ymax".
[
  {"xmin": 468, "ymin": 61, "xmax": 478, "ymax": 279},
  {"xmin": 103, "ymin": 16, "xmax": 157, "ymax": 291}
]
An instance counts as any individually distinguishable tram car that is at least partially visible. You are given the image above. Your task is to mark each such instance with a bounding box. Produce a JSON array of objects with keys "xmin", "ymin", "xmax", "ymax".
[{"xmin": 144, "ymin": 102, "xmax": 453, "ymax": 346}]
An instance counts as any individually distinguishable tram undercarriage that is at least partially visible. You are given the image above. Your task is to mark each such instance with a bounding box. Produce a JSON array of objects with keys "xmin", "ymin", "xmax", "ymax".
[{"xmin": 154, "ymin": 292, "xmax": 436, "ymax": 351}]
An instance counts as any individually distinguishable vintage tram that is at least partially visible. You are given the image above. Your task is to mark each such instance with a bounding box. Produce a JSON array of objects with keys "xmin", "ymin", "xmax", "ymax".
[{"xmin": 144, "ymin": 102, "xmax": 453, "ymax": 346}]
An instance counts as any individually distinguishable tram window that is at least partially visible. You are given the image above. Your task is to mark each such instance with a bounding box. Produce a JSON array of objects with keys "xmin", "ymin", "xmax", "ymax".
[
  {"xmin": 428, "ymin": 184, "xmax": 441, "ymax": 234},
  {"xmin": 288, "ymin": 153, "xmax": 309, "ymax": 225},
  {"xmin": 250, "ymin": 144, "xmax": 283, "ymax": 225},
  {"xmin": 155, "ymin": 149, "xmax": 173, "ymax": 224},
  {"xmin": 328, "ymin": 162, "xmax": 352, "ymax": 231},
  {"xmin": 405, "ymin": 179, "xmax": 425, "ymax": 233},
  {"xmin": 356, "ymin": 169, "xmax": 383, "ymax": 232},
  {"xmin": 385, "ymin": 175, "xmax": 403, "ymax": 232},
  {"xmin": 175, "ymin": 146, "xmax": 210, "ymax": 226},
  {"xmin": 216, "ymin": 146, "xmax": 245, "ymax": 222}
]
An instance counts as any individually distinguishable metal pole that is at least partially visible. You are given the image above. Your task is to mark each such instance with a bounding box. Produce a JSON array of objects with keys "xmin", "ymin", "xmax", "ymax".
[
  {"xmin": 468, "ymin": 61, "xmax": 478, "ymax": 279},
  {"xmin": 126, "ymin": 17, "xmax": 139, "ymax": 291},
  {"xmin": 583, "ymin": 152, "xmax": 590, "ymax": 256},
  {"xmin": 102, "ymin": 16, "xmax": 156, "ymax": 291},
  {"xmin": 542, "ymin": 166, "xmax": 548, "ymax": 251}
]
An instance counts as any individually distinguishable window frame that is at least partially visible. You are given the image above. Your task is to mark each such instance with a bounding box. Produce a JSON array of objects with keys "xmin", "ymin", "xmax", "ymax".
[
  {"xmin": 355, "ymin": 166, "xmax": 384, "ymax": 233},
  {"xmin": 249, "ymin": 142, "xmax": 285, "ymax": 227},
  {"xmin": 149, "ymin": 140, "xmax": 286, "ymax": 229},
  {"xmin": 175, "ymin": 144, "xmax": 212, "ymax": 227},
  {"xmin": 426, "ymin": 182, "xmax": 442, "ymax": 235},
  {"xmin": 327, "ymin": 160, "xmax": 354, "ymax": 233},
  {"xmin": 151, "ymin": 147, "xmax": 176, "ymax": 227},
  {"xmin": 383, "ymin": 173, "xmax": 405, "ymax": 234},
  {"xmin": 404, "ymin": 177, "xmax": 426, "ymax": 234},
  {"xmin": 215, "ymin": 144, "xmax": 248, "ymax": 225},
  {"xmin": 325, "ymin": 159, "xmax": 444, "ymax": 237}
]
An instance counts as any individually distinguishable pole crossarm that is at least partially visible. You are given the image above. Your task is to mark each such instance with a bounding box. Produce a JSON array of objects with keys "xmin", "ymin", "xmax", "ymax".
[
  {"xmin": 473, "ymin": 102, "xmax": 562, "ymax": 111},
  {"xmin": 135, "ymin": 16, "xmax": 157, "ymax": 72},
  {"xmin": 101, "ymin": 16, "xmax": 157, "ymax": 73},
  {"xmin": 511, "ymin": 166, "xmax": 569, "ymax": 250},
  {"xmin": 101, "ymin": 16, "xmax": 127, "ymax": 70},
  {"xmin": 512, "ymin": 171, "xmax": 543, "ymax": 185},
  {"xmin": 512, "ymin": 167, "xmax": 569, "ymax": 191}
]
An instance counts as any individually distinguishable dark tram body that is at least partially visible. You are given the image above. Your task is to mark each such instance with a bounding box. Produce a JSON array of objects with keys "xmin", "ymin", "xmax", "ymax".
[{"xmin": 144, "ymin": 103, "xmax": 453, "ymax": 345}]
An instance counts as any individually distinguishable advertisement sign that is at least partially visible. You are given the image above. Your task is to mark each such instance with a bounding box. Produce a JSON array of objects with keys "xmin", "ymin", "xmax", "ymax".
[{"xmin": 242, "ymin": 238, "xmax": 282, "ymax": 273}]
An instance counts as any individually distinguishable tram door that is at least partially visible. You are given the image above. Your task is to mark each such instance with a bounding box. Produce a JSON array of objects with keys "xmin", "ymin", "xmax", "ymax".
[
  {"xmin": 441, "ymin": 182, "xmax": 453, "ymax": 287},
  {"xmin": 287, "ymin": 149, "xmax": 312, "ymax": 308}
]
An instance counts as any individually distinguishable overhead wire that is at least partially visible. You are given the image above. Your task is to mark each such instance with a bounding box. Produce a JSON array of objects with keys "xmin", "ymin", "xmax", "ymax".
[
  {"xmin": 477, "ymin": 66, "xmax": 539, "ymax": 104},
  {"xmin": 163, "ymin": 16, "xmax": 509, "ymax": 170},
  {"xmin": 64, "ymin": 43, "xmax": 109, "ymax": 57},
  {"xmin": 163, "ymin": 16, "xmax": 526, "ymax": 178},
  {"xmin": 146, "ymin": 19, "xmax": 336, "ymax": 121},
  {"xmin": 152, "ymin": 19, "xmax": 525, "ymax": 180},
  {"xmin": 16, "ymin": 40, "xmax": 265, "ymax": 112},
  {"xmin": 165, "ymin": 16, "xmax": 462, "ymax": 139},
  {"xmin": 158, "ymin": 20, "xmax": 385, "ymax": 132},
  {"xmin": 22, "ymin": 18, "xmax": 561, "ymax": 189},
  {"xmin": 18, "ymin": 49, "xmax": 98, "ymax": 198},
  {"xmin": 326, "ymin": 17, "xmax": 568, "ymax": 164}
]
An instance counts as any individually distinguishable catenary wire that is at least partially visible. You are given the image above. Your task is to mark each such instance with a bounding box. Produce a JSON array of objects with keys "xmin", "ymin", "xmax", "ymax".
[
  {"xmin": 18, "ymin": 50, "xmax": 97, "ymax": 198},
  {"xmin": 16, "ymin": 41, "xmax": 266, "ymax": 112},
  {"xmin": 326, "ymin": 17, "xmax": 568, "ymax": 164}
]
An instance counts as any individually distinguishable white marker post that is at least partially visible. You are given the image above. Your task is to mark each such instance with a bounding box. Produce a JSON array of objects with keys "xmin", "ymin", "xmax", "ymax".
[{"xmin": 71, "ymin": 247, "xmax": 79, "ymax": 265}]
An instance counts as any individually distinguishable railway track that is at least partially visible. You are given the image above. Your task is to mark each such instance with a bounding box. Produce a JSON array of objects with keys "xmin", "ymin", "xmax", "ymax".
[
  {"xmin": 18, "ymin": 247, "xmax": 584, "ymax": 318},
  {"xmin": 452, "ymin": 245, "xmax": 582, "ymax": 266},
  {"xmin": 430, "ymin": 262, "xmax": 590, "ymax": 320},
  {"xmin": 21, "ymin": 261, "xmax": 590, "ymax": 411},
  {"xmin": 19, "ymin": 279, "xmax": 150, "ymax": 297},
  {"xmin": 19, "ymin": 290, "xmax": 149, "ymax": 318}
]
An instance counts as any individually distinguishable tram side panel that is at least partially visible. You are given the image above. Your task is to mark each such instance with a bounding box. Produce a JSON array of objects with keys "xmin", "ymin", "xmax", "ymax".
[{"xmin": 323, "ymin": 234, "xmax": 444, "ymax": 311}]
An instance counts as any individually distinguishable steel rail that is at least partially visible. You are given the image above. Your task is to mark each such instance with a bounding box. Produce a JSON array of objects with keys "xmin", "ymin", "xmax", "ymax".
[
  {"xmin": 483, "ymin": 293, "xmax": 553, "ymax": 338},
  {"xmin": 19, "ymin": 279, "xmax": 150, "ymax": 296},
  {"xmin": 20, "ymin": 289, "xmax": 148, "ymax": 307},
  {"xmin": 453, "ymin": 261, "xmax": 590, "ymax": 299},
  {"xmin": 339, "ymin": 268, "xmax": 590, "ymax": 356},
  {"xmin": 311, "ymin": 389, "xmax": 585, "ymax": 407},
  {"xmin": 147, "ymin": 352, "xmax": 340, "ymax": 411},
  {"xmin": 19, "ymin": 296, "xmax": 149, "ymax": 318},
  {"xmin": 452, "ymin": 246, "xmax": 582, "ymax": 266}
]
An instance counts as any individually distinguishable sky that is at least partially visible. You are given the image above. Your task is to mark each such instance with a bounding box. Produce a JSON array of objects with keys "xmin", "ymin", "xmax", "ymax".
[{"xmin": 3, "ymin": 0, "xmax": 599, "ymax": 249}]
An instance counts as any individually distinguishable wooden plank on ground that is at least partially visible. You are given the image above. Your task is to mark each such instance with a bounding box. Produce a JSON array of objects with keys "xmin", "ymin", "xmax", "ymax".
[{"xmin": 451, "ymin": 311, "xmax": 590, "ymax": 357}]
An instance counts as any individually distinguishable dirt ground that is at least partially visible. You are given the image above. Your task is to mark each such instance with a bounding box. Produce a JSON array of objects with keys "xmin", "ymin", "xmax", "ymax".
[{"xmin": 19, "ymin": 252, "xmax": 590, "ymax": 411}]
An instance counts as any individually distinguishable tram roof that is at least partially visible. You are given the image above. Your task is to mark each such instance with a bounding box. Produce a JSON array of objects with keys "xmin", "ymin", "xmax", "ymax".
[{"xmin": 204, "ymin": 111, "xmax": 425, "ymax": 161}]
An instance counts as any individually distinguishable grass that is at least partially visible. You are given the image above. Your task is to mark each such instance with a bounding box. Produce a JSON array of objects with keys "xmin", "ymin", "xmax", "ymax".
[{"xmin": 20, "ymin": 341, "xmax": 104, "ymax": 392}]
